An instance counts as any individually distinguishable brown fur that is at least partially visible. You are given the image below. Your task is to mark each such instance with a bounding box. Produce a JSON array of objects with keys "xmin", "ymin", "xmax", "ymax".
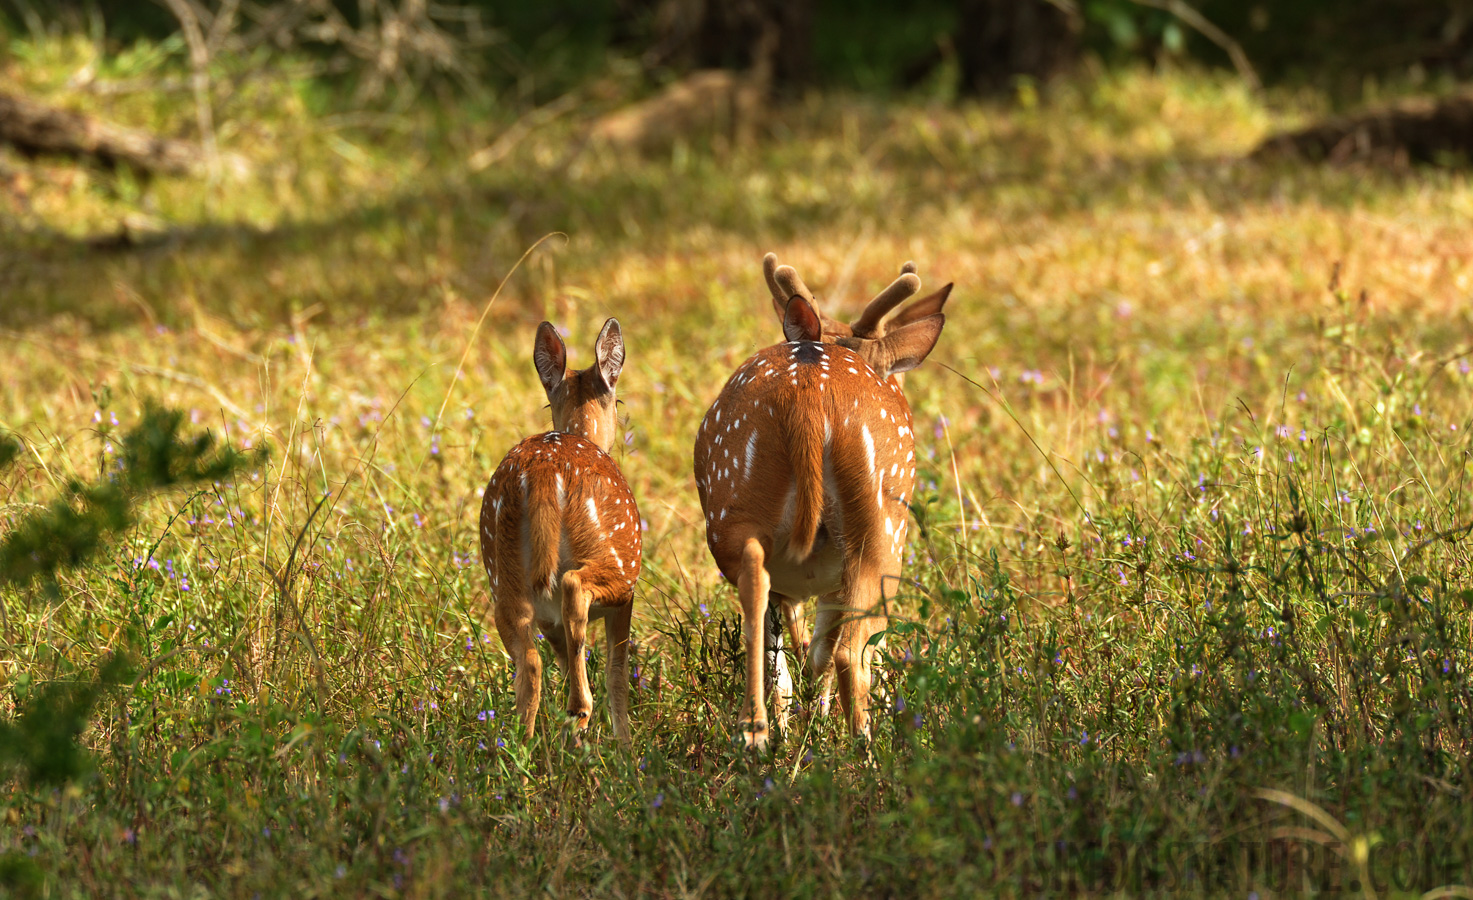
[
  {"xmin": 480, "ymin": 319, "xmax": 641, "ymax": 745},
  {"xmin": 695, "ymin": 262, "xmax": 948, "ymax": 749}
]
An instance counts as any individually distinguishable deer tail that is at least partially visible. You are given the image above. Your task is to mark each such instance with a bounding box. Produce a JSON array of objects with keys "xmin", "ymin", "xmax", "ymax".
[
  {"xmin": 523, "ymin": 473, "xmax": 564, "ymax": 596},
  {"xmin": 785, "ymin": 403, "xmax": 826, "ymax": 563}
]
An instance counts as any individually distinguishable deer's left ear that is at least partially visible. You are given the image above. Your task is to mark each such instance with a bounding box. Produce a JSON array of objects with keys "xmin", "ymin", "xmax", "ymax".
[
  {"xmin": 594, "ymin": 317, "xmax": 625, "ymax": 389},
  {"xmin": 783, "ymin": 296, "xmax": 823, "ymax": 343},
  {"xmin": 534, "ymin": 322, "xmax": 567, "ymax": 396},
  {"xmin": 872, "ymin": 313, "xmax": 945, "ymax": 377}
]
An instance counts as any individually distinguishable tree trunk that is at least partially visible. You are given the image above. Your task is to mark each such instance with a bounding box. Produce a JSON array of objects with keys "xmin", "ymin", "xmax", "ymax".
[
  {"xmin": 635, "ymin": 0, "xmax": 813, "ymax": 88},
  {"xmin": 955, "ymin": 0, "xmax": 1080, "ymax": 95}
]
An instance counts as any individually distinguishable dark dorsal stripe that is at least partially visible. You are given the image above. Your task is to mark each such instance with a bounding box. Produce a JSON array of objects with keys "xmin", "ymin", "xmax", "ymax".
[{"xmin": 791, "ymin": 341, "xmax": 826, "ymax": 366}]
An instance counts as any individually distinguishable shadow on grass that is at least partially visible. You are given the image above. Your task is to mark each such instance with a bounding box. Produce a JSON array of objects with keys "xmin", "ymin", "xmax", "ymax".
[{"xmin": 0, "ymin": 135, "xmax": 1434, "ymax": 333}]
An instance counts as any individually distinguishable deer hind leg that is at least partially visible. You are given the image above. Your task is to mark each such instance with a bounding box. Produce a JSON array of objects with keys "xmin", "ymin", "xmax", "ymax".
[
  {"xmin": 560, "ymin": 569, "xmax": 595, "ymax": 736},
  {"xmin": 833, "ymin": 557, "xmax": 887, "ymax": 739},
  {"xmin": 494, "ymin": 594, "xmax": 542, "ymax": 741},
  {"xmin": 765, "ymin": 594, "xmax": 795, "ymax": 732},
  {"xmin": 736, "ymin": 537, "xmax": 772, "ymax": 750},
  {"xmin": 807, "ymin": 593, "xmax": 842, "ymax": 717},
  {"xmin": 543, "ymin": 619, "xmax": 570, "ymax": 670},
  {"xmin": 604, "ymin": 598, "xmax": 633, "ymax": 746}
]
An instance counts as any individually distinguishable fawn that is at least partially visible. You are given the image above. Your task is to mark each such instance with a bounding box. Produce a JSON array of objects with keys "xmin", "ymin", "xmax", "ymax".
[
  {"xmin": 694, "ymin": 254, "xmax": 949, "ymax": 748},
  {"xmin": 479, "ymin": 319, "xmax": 641, "ymax": 745}
]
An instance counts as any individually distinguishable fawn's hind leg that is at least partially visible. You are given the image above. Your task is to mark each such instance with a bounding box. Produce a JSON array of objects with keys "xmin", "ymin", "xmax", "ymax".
[
  {"xmin": 495, "ymin": 595, "xmax": 542, "ymax": 740},
  {"xmin": 560, "ymin": 569, "xmax": 595, "ymax": 733},
  {"xmin": 604, "ymin": 599, "xmax": 633, "ymax": 745}
]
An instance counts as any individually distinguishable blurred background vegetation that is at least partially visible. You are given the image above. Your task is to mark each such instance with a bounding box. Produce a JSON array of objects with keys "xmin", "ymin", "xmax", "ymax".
[{"xmin": 7, "ymin": 0, "xmax": 1472, "ymax": 101}]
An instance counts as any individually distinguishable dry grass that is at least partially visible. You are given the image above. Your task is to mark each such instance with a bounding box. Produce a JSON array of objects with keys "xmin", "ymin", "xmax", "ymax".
[{"xmin": 5, "ymin": 35, "xmax": 1473, "ymax": 895}]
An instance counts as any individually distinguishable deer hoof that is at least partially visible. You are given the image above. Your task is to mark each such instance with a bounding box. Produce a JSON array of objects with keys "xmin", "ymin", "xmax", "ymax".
[{"xmin": 737, "ymin": 719, "xmax": 769, "ymax": 751}]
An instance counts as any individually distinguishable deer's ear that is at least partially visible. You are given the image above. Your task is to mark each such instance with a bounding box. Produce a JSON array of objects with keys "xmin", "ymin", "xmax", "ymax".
[
  {"xmin": 890, "ymin": 283, "xmax": 952, "ymax": 329},
  {"xmin": 593, "ymin": 317, "xmax": 625, "ymax": 389},
  {"xmin": 783, "ymin": 296, "xmax": 823, "ymax": 343},
  {"xmin": 873, "ymin": 313, "xmax": 944, "ymax": 377},
  {"xmin": 534, "ymin": 322, "xmax": 567, "ymax": 396}
]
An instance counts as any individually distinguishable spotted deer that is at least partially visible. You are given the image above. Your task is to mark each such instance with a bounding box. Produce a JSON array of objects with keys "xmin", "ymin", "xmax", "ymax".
[
  {"xmin": 755, "ymin": 254, "xmax": 952, "ymax": 725},
  {"xmin": 694, "ymin": 256, "xmax": 949, "ymax": 748},
  {"xmin": 480, "ymin": 319, "xmax": 641, "ymax": 745}
]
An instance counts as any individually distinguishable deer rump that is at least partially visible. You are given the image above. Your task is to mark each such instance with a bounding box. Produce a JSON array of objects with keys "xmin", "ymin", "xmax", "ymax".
[
  {"xmin": 485, "ymin": 433, "xmax": 640, "ymax": 627},
  {"xmin": 695, "ymin": 340, "xmax": 916, "ymax": 598}
]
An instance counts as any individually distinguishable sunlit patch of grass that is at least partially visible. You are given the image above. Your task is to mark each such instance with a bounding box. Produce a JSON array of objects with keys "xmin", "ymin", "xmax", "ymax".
[{"xmin": 5, "ymin": 33, "xmax": 1473, "ymax": 895}]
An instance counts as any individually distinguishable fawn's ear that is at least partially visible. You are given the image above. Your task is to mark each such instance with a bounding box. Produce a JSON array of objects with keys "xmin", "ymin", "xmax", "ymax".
[
  {"xmin": 594, "ymin": 317, "xmax": 625, "ymax": 389},
  {"xmin": 783, "ymin": 296, "xmax": 823, "ymax": 343},
  {"xmin": 533, "ymin": 322, "xmax": 567, "ymax": 396},
  {"xmin": 871, "ymin": 313, "xmax": 945, "ymax": 377}
]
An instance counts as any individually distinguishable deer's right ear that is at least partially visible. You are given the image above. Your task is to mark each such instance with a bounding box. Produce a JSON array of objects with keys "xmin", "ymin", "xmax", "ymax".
[
  {"xmin": 783, "ymin": 296, "xmax": 823, "ymax": 343},
  {"xmin": 533, "ymin": 322, "xmax": 567, "ymax": 396},
  {"xmin": 593, "ymin": 317, "xmax": 625, "ymax": 389},
  {"xmin": 873, "ymin": 313, "xmax": 945, "ymax": 377}
]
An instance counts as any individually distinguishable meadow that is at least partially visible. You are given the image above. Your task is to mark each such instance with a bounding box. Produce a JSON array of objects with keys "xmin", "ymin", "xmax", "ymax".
[{"xmin": 5, "ymin": 33, "xmax": 1473, "ymax": 897}]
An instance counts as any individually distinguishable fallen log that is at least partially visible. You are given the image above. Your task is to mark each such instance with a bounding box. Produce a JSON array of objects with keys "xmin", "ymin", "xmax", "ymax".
[
  {"xmin": 1252, "ymin": 94, "xmax": 1473, "ymax": 166},
  {"xmin": 0, "ymin": 90, "xmax": 207, "ymax": 175}
]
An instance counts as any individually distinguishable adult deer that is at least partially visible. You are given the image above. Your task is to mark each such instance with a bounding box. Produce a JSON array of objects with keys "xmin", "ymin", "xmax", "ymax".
[
  {"xmin": 480, "ymin": 319, "xmax": 641, "ymax": 745},
  {"xmin": 694, "ymin": 256, "xmax": 949, "ymax": 748},
  {"xmin": 755, "ymin": 254, "xmax": 953, "ymax": 726}
]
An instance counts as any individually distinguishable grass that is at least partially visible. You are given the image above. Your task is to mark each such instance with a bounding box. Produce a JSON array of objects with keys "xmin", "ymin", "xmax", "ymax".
[{"xmin": 5, "ymin": 33, "xmax": 1473, "ymax": 897}]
